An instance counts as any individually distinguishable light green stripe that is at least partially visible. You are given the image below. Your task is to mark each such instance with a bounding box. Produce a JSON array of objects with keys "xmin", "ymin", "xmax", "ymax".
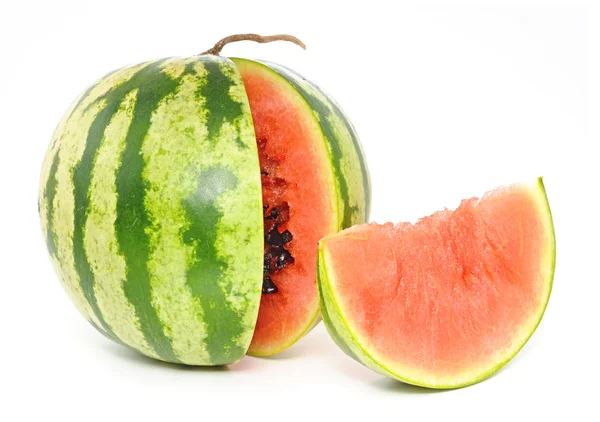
[
  {"xmin": 73, "ymin": 61, "xmax": 164, "ymax": 344},
  {"xmin": 41, "ymin": 61, "xmax": 154, "ymax": 329},
  {"xmin": 51, "ymin": 98, "xmax": 109, "ymax": 329},
  {"xmin": 317, "ymin": 247, "xmax": 359, "ymax": 361},
  {"xmin": 73, "ymin": 89, "xmax": 134, "ymax": 340},
  {"xmin": 194, "ymin": 58, "xmax": 263, "ymax": 362},
  {"xmin": 314, "ymin": 88, "xmax": 371, "ymax": 221},
  {"xmin": 42, "ymin": 152, "xmax": 60, "ymax": 258},
  {"xmin": 143, "ymin": 57, "xmax": 262, "ymax": 364},
  {"xmin": 40, "ymin": 86, "xmax": 98, "ymax": 262},
  {"xmin": 84, "ymin": 89, "xmax": 157, "ymax": 358},
  {"xmin": 142, "ymin": 59, "xmax": 212, "ymax": 364},
  {"xmin": 39, "ymin": 89, "xmax": 82, "ymax": 243},
  {"xmin": 112, "ymin": 60, "xmax": 181, "ymax": 363},
  {"xmin": 42, "ymin": 56, "xmax": 262, "ymax": 365}
]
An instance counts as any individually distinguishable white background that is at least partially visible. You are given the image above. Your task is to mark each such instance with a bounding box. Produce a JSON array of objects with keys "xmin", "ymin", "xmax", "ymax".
[{"xmin": 1, "ymin": 1, "xmax": 598, "ymax": 420}]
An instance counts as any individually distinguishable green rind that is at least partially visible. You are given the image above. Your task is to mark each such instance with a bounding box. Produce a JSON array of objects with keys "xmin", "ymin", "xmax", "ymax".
[
  {"xmin": 247, "ymin": 311, "xmax": 322, "ymax": 358},
  {"xmin": 43, "ymin": 152, "xmax": 61, "ymax": 258},
  {"xmin": 40, "ymin": 56, "xmax": 263, "ymax": 365},
  {"xmin": 113, "ymin": 60, "xmax": 182, "ymax": 362},
  {"xmin": 181, "ymin": 168, "xmax": 247, "ymax": 365},
  {"xmin": 73, "ymin": 62, "xmax": 179, "ymax": 346},
  {"xmin": 39, "ymin": 68, "xmax": 134, "ymax": 330},
  {"xmin": 317, "ymin": 249, "xmax": 359, "ymax": 361},
  {"xmin": 317, "ymin": 177, "xmax": 556, "ymax": 389},
  {"xmin": 266, "ymin": 62, "xmax": 371, "ymax": 223},
  {"xmin": 40, "ymin": 62, "xmax": 154, "ymax": 331},
  {"xmin": 318, "ymin": 245, "xmax": 401, "ymax": 381},
  {"xmin": 256, "ymin": 60, "xmax": 371, "ymax": 230}
]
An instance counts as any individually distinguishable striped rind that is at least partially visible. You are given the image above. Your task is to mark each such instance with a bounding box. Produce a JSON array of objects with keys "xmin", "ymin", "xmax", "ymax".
[
  {"xmin": 84, "ymin": 89, "xmax": 157, "ymax": 357},
  {"xmin": 40, "ymin": 61, "xmax": 153, "ymax": 333},
  {"xmin": 257, "ymin": 60, "xmax": 371, "ymax": 230},
  {"xmin": 317, "ymin": 178, "xmax": 555, "ymax": 388},
  {"xmin": 39, "ymin": 56, "xmax": 263, "ymax": 365}
]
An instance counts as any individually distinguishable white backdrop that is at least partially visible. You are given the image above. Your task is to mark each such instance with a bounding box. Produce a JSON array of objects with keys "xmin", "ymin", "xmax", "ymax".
[{"xmin": 1, "ymin": 1, "xmax": 597, "ymax": 421}]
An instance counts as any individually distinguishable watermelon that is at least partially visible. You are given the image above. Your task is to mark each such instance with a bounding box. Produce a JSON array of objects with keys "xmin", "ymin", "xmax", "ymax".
[
  {"xmin": 317, "ymin": 178, "xmax": 555, "ymax": 388},
  {"xmin": 39, "ymin": 35, "xmax": 370, "ymax": 365}
]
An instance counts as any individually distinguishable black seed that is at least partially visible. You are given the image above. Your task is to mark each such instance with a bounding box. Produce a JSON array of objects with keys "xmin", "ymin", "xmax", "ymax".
[
  {"xmin": 281, "ymin": 230, "xmax": 292, "ymax": 244},
  {"xmin": 264, "ymin": 256, "xmax": 273, "ymax": 274},
  {"xmin": 262, "ymin": 275, "xmax": 278, "ymax": 294},
  {"xmin": 258, "ymin": 144, "xmax": 294, "ymax": 290},
  {"xmin": 267, "ymin": 229, "xmax": 293, "ymax": 246},
  {"xmin": 266, "ymin": 229, "xmax": 283, "ymax": 246},
  {"xmin": 274, "ymin": 249, "xmax": 294, "ymax": 271},
  {"xmin": 269, "ymin": 246, "xmax": 282, "ymax": 269},
  {"xmin": 275, "ymin": 202, "xmax": 290, "ymax": 224}
]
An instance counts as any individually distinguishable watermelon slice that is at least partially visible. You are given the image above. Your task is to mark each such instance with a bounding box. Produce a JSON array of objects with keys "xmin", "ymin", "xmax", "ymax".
[{"xmin": 317, "ymin": 178, "xmax": 555, "ymax": 388}]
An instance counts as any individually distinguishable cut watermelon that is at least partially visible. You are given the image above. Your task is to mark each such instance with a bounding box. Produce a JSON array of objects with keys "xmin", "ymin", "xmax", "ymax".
[
  {"xmin": 317, "ymin": 178, "xmax": 555, "ymax": 388},
  {"xmin": 233, "ymin": 58, "xmax": 370, "ymax": 356},
  {"xmin": 39, "ymin": 38, "xmax": 371, "ymax": 366}
]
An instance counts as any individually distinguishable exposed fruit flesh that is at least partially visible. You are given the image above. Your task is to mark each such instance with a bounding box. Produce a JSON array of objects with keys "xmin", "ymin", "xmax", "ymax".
[
  {"xmin": 234, "ymin": 59, "xmax": 338, "ymax": 355},
  {"xmin": 259, "ymin": 137, "xmax": 294, "ymax": 294},
  {"xmin": 319, "ymin": 180, "xmax": 555, "ymax": 387}
]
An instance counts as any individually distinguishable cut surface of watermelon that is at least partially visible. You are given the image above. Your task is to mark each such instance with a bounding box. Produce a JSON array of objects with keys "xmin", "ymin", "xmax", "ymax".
[
  {"xmin": 233, "ymin": 59, "xmax": 340, "ymax": 355},
  {"xmin": 318, "ymin": 178, "xmax": 555, "ymax": 388}
]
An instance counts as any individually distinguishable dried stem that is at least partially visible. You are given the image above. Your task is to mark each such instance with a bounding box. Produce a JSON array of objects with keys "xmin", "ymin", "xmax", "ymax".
[{"xmin": 201, "ymin": 33, "xmax": 306, "ymax": 56}]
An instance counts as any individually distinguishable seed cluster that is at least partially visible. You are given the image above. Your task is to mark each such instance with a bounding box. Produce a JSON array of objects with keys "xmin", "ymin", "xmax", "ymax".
[
  {"xmin": 258, "ymin": 137, "xmax": 295, "ymax": 294},
  {"xmin": 262, "ymin": 203, "xmax": 294, "ymax": 294}
]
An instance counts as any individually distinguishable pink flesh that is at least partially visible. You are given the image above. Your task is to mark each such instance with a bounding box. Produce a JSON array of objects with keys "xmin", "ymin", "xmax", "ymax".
[
  {"xmin": 325, "ymin": 185, "xmax": 548, "ymax": 376},
  {"xmin": 237, "ymin": 62, "xmax": 336, "ymax": 354}
]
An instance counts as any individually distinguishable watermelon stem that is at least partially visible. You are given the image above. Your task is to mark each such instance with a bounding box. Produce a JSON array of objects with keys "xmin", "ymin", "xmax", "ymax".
[{"xmin": 201, "ymin": 34, "xmax": 306, "ymax": 56}]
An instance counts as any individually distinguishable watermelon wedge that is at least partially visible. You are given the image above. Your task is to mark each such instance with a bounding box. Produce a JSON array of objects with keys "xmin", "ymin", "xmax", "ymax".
[{"xmin": 317, "ymin": 178, "xmax": 555, "ymax": 388}]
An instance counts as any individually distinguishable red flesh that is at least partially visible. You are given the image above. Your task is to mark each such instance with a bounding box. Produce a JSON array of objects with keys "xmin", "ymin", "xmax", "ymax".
[
  {"xmin": 324, "ymin": 185, "xmax": 548, "ymax": 376},
  {"xmin": 238, "ymin": 63, "xmax": 335, "ymax": 354}
]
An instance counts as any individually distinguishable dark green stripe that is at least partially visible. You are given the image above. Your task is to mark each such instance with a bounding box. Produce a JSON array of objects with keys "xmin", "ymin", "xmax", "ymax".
[
  {"xmin": 265, "ymin": 63, "xmax": 371, "ymax": 220},
  {"xmin": 73, "ymin": 66, "xmax": 166, "ymax": 343},
  {"xmin": 44, "ymin": 152, "xmax": 60, "ymax": 258},
  {"xmin": 200, "ymin": 58, "xmax": 247, "ymax": 149},
  {"xmin": 311, "ymin": 86, "xmax": 371, "ymax": 221},
  {"xmin": 73, "ymin": 77, "xmax": 143, "ymax": 341},
  {"xmin": 262, "ymin": 61, "xmax": 357, "ymax": 228},
  {"xmin": 42, "ymin": 78, "xmax": 108, "ymax": 259},
  {"xmin": 182, "ymin": 167, "xmax": 246, "ymax": 365},
  {"xmin": 110, "ymin": 60, "xmax": 183, "ymax": 363},
  {"xmin": 181, "ymin": 56, "xmax": 249, "ymax": 364}
]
